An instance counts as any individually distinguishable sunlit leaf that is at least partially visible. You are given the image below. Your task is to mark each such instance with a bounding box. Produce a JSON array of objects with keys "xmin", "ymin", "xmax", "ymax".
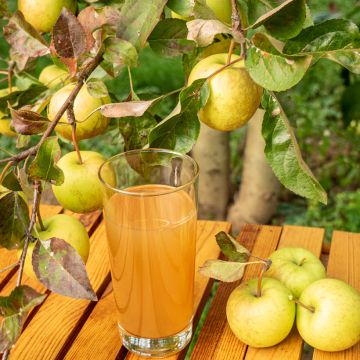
[
  {"xmin": 0, "ymin": 192, "xmax": 29, "ymax": 250},
  {"xmin": 215, "ymin": 231, "xmax": 250, "ymax": 262},
  {"xmin": 33, "ymin": 238, "xmax": 97, "ymax": 301},
  {"xmin": 28, "ymin": 137, "xmax": 64, "ymax": 185},
  {"xmin": 187, "ymin": 19, "xmax": 231, "ymax": 47},
  {"xmin": 246, "ymin": 33, "xmax": 311, "ymax": 91},
  {"xmin": 0, "ymin": 286, "xmax": 46, "ymax": 352},
  {"xmin": 261, "ymin": 91, "xmax": 327, "ymax": 204},
  {"xmin": 199, "ymin": 259, "xmax": 246, "ymax": 282}
]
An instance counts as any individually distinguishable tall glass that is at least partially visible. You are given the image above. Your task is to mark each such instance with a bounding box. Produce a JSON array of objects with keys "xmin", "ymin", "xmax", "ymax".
[{"xmin": 98, "ymin": 149, "xmax": 199, "ymax": 357}]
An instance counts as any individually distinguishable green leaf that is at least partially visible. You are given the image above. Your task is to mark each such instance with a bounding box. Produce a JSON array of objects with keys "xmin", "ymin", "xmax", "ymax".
[
  {"xmin": 2, "ymin": 171, "xmax": 22, "ymax": 192},
  {"xmin": 199, "ymin": 259, "xmax": 246, "ymax": 282},
  {"xmin": 187, "ymin": 19, "xmax": 231, "ymax": 47},
  {"xmin": 32, "ymin": 238, "xmax": 97, "ymax": 301},
  {"xmin": 326, "ymin": 51, "xmax": 360, "ymax": 74},
  {"xmin": 249, "ymin": 0, "xmax": 306, "ymax": 41},
  {"xmin": 28, "ymin": 137, "xmax": 64, "ymax": 186},
  {"xmin": 116, "ymin": 0, "xmax": 168, "ymax": 50},
  {"xmin": 167, "ymin": 0, "xmax": 193, "ymax": 17},
  {"xmin": 283, "ymin": 19, "xmax": 360, "ymax": 55},
  {"xmin": 261, "ymin": 91, "xmax": 327, "ymax": 204},
  {"xmin": 0, "ymin": 192, "xmax": 29, "ymax": 250},
  {"xmin": 215, "ymin": 231, "xmax": 250, "ymax": 262},
  {"xmin": 148, "ymin": 19, "xmax": 196, "ymax": 57},
  {"xmin": 0, "ymin": 285, "xmax": 46, "ymax": 352},
  {"xmin": 103, "ymin": 37, "xmax": 138, "ymax": 77},
  {"xmin": 246, "ymin": 33, "xmax": 312, "ymax": 91},
  {"xmin": 118, "ymin": 114, "xmax": 157, "ymax": 150},
  {"xmin": 148, "ymin": 79, "xmax": 208, "ymax": 153}
]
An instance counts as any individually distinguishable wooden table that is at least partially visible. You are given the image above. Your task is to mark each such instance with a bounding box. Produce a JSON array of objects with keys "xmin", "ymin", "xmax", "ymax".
[{"xmin": 0, "ymin": 206, "xmax": 359, "ymax": 359}]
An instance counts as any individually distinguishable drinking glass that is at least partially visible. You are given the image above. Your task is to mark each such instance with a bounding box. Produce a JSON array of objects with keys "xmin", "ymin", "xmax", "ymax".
[{"xmin": 98, "ymin": 148, "xmax": 199, "ymax": 357}]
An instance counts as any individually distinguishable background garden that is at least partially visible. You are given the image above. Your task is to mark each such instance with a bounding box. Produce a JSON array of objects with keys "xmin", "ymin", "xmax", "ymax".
[{"xmin": 0, "ymin": 0, "xmax": 359, "ymax": 241}]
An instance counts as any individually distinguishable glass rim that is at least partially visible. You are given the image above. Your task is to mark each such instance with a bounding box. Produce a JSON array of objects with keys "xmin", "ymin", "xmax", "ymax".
[{"xmin": 98, "ymin": 148, "xmax": 199, "ymax": 197}]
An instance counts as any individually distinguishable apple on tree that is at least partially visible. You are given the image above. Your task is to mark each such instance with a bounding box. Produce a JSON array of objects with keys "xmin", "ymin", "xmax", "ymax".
[
  {"xmin": 188, "ymin": 53, "xmax": 263, "ymax": 131},
  {"xmin": 296, "ymin": 278, "xmax": 360, "ymax": 351},
  {"xmin": 39, "ymin": 64, "xmax": 69, "ymax": 89},
  {"xmin": 226, "ymin": 277, "xmax": 295, "ymax": 347},
  {"xmin": 18, "ymin": 0, "xmax": 77, "ymax": 33},
  {"xmin": 18, "ymin": 214, "xmax": 90, "ymax": 280},
  {"xmin": 266, "ymin": 247, "xmax": 326, "ymax": 298},
  {"xmin": 0, "ymin": 87, "xmax": 18, "ymax": 137},
  {"xmin": 52, "ymin": 151, "xmax": 116, "ymax": 214},
  {"xmin": 48, "ymin": 82, "xmax": 111, "ymax": 141}
]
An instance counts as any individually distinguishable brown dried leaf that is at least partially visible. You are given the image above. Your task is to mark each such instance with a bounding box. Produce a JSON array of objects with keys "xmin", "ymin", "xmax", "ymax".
[
  {"xmin": 10, "ymin": 107, "xmax": 49, "ymax": 135},
  {"xmin": 99, "ymin": 99, "xmax": 158, "ymax": 118},
  {"xmin": 187, "ymin": 19, "xmax": 232, "ymax": 47},
  {"xmin": 53, "ymin": 8, "xmax": 87, "ymax": 59}
]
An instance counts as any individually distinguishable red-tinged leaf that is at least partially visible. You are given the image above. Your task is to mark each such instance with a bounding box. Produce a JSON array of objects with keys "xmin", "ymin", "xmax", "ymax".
[
  {"xmin": 50, "ymin": 39, "xmax": 78, "ymax": 76},
  {"xmin": 32, "ymin": 238, "xmax": 97, "ymax": 301},
  {"xmin": 10, "ymin": 108, "xmax": 49, "ymax": 135},
  {"xmin": 78, "ymin": 6, "xmax": 120, "ymax": 49},
  {"xmin": 3, "ymin": 11, "xmax": 49, "ymax": 58},
  {"xmin": 53, "ymin": 8, "xmax": 87, "ymax": 59},
  {"xmin": 0, "ymin": 285, "xmax": 46, "ymax": 352},
  {"xmin": 0, "ymin": 192, "xmax": 29, "ymax": 250}
]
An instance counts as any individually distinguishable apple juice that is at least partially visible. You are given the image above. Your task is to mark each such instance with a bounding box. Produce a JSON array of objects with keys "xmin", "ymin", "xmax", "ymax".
[{"xmin": 103, "ymin": 184, "xmax": 197, "ymax": 338}]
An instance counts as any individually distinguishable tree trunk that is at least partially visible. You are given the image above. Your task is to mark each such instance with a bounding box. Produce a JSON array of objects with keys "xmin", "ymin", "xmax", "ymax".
[
  {"xmin": 228, "ymin": 109, "xmax": 281, "ymax": 233},
  {"xmin": 192, "ymin": 123, "xmax": 230, "ymax": 220}
]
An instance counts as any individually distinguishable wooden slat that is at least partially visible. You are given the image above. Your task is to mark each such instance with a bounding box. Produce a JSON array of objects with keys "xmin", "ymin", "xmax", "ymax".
[
  {"xmin": 0, "ymin": 205, "xmax": 62, "ymax": 291},
  {"xmin": 64, "ymin": 220, "xmax": 231, "ymax": 360},
  {"xmin": 9, "ymin": 214, "xmax": 108, "ymax": 360},
  {"xmin": 312, "ymin": 231, "xmax": 360, "ymax": 360},
  {"xmin": 190, "ymin": 225, "xmax": 282, "ymax": 359},
  {"xmin": 245, "ymin": 225, "xmax": 324, "ymax": 360}
]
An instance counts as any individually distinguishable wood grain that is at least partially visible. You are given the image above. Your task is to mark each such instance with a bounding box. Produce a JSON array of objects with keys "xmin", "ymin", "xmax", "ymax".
[
  {"xmin": 9, "ymin": 216, "xmax": 109, "ymax": 360},
  {"xmin": 0, "ymin": 205, "xmax": 62, "ymax": 290},
  {"xmin": 312, "ymin": 231, "xmax": 360, "ymax": 360},
  {"xmin": 245, "ymin": 225, "xmax": 324, "ymax": 360},
  {"xmin": 190, "ymin": 225, "xmax": 282, "ymax": 360},
  {"xmin": 64, "ymin": 220, "xmax": 231, "ymax": 360}
]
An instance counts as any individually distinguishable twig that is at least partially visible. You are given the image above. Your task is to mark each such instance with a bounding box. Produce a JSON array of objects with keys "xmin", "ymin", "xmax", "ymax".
[
  {"xmin": 230, "ymin": 0, "xmax": 246, "ymax": 57},
  {"xmin": 0, "ymin": 51, "xmax": 104, "ymax": 166},
  {"xmin": 0, "ymin": 261, "xmax": 19, "ymax": 274},
  {"xmin": 7, "ymin": 61, "xmax": 15, "ymax": 93},
  {"xmin": 67, "ymin": 105, "xmax": 83, "ymax": 164}
]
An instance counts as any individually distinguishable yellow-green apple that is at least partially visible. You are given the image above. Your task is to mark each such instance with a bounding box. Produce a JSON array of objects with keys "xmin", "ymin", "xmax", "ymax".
[
  {"xmin": 226, "ymin": 277, "xmax": 295, "ymax": 347},
  {"xmin": 39, "ymin": 64, "xmax": 69, "ymax": 88},
  {"xmin": 170, "ymin": 0, "xmax": 231, "ymax": 23},
  {"xmin": 18, "ymin": 214, "xmax": 90, "ymax": 280},
  {"xmin": 52, "ymin": 151, "xmax": 116, "ymax": 213},
  {"xmin": 266, "ymin": 247, "xmax": 326, "ymax": 298},
  {"xmin": 188, "ymin": 53, "xmax": 262, "ymax": 131},
  {"xmin": 48, "ymin": 82, "xmax": 111, "ymax": 141},
  {"xmin": 296, "ymin": 278, "xmax": 360, "ymax": 351},
  {"xmin": 18, "ymin": 0, "xmax": 77, "ymax": 33},
  {"xmin": 0, "ymin": 87, "xmax": 18, "ymax": 137}
]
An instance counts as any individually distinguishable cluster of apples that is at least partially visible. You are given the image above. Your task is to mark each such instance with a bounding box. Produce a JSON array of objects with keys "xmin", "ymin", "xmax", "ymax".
[{"xmin": 226, "ymin": 247, "xmax": 360, "ymax": 352}]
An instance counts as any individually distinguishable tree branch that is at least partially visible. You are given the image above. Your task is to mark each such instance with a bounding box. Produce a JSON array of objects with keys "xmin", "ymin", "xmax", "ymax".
[
  {"xmin": 230, "ymin": 0, "xmax": 246, "ymax": 57},
  {"xmin": 0, "ymin": 51, "xmax": 104, "ymax": 165}
]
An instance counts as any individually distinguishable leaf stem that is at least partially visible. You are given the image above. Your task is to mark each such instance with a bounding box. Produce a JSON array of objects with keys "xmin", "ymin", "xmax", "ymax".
[
  {"xmin": 0, "ymin": 261, "xmax": 19, "ymax": 274},
  {"xmin": 226, "ymin": 39, "xmax": 235, "ymax": 64},
  {"xmin": 7, "ymin": 61, "xmax": 15, "ymax": 93},
  {"xmin": 0, "ymin": 50, "xmax": 104, "ymax": 166},
  {"xmin": 127, "ymin": 66, "xmax": 136, "ymax": 100},
  {"xmin": 35, "ymin": 181, "xmax": 45, "ymax": 231}
]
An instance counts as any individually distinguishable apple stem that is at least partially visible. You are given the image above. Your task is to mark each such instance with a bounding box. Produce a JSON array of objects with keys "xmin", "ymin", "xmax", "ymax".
[
  {"xmin": 67, "ymin": 106, "xmax": 83, "ymax": 165},
  {"xmin": 208, "ymin": 57, "xmax": 243, "ymax": 80},
  {"xmin": 298, "ymin": 257, "xmax": 306, "ymax": 266},
  {"xmin": 293, "ymin": 299, "xmax": 315, "ymax": 313},
  {"xmin": 226, "ymin": 39, "xmax": 235, "ymax": 65},
  {"xmin": 256, "ymin": 266, "xmax": 266, "ymax": 297}
]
